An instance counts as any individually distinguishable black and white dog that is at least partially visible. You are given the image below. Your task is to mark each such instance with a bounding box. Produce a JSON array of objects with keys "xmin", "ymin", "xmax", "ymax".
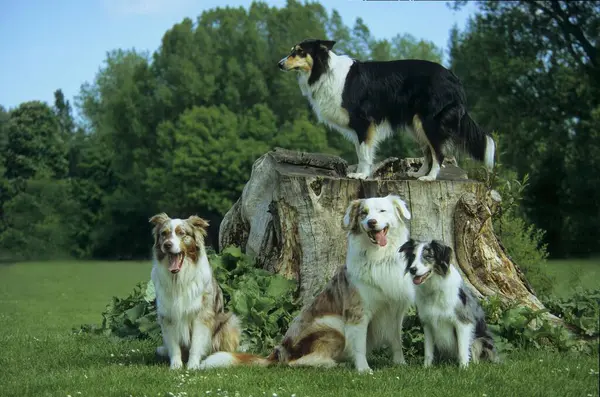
[
  {"xmin": 278, "ymin": 39, "xmax": 495, "ymax": 181},
  {"xmin": 399, "ymin": 238, "xmax": 498, "ymax": 368}
]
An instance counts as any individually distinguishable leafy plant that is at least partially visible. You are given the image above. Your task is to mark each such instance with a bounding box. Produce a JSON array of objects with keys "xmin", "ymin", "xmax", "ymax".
[
  {"xmin": 77, "ymin": 246, "xmax": 300, "ymax": 354},
  {"xmin": 542, "ymin": 289, "xmax": 600, "ymax": 339},
  {"xmin": 76, "ymin": 280, "xmax": 159, "ymax": 340},
  {"xmin": 480, "ymin": 295, "xmax": 597, "ymax": 355},
  {"xmin": 211, "ymin": 246, "xmax": 299, "ymax": 353}
]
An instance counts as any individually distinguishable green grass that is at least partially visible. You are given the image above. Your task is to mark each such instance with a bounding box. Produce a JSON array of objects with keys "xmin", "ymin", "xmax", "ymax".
[
  {"xmin": 545, "ymin": 257, "xmax": 600, "ymax": 297},
  {"xmin": 1, "ymin": 261, "xmax": 599, "ymax": 397}
]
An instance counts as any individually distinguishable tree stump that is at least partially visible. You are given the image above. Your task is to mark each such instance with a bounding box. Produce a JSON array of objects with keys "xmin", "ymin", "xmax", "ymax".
[{"xmin": 219, "ymin": 148, "xmax": 559, "ymax": 323}]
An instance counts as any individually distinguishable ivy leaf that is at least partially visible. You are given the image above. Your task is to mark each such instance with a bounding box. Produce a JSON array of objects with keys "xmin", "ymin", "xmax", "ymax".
[
  {"xmin": 266, "ymin": 276, "xmax": 295, "ymax": 298},
  {"xmin": 125, "ymin": 303, "xmax": 146, "ymax": 322}
]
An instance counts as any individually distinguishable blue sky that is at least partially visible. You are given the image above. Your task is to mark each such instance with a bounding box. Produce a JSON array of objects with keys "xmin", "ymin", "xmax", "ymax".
[{"xmin": 0, "ymin": 0, "xmax": 477, "ymax": 111}]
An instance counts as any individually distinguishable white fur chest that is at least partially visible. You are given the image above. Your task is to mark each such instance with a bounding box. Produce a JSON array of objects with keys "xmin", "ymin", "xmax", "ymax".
[
  {"xmin": 298, "ymin": 53, "xmax": 355, "ymax": 139},
  {"xmin": 151, "ymin": 258, "xmax": 212, "ymax": 322},
  {"xmin": 414, "ymin": 269, "xmax": 463, "ymax": 352},
  {"xmin": 347, "ymin": 242, "xmax": 415, "ymax": 308}
]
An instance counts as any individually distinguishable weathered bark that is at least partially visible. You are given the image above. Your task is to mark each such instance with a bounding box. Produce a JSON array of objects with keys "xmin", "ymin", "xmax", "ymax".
[{"xmin": 219, "ymin": 148, "xmax": 557, "ymax": 322}]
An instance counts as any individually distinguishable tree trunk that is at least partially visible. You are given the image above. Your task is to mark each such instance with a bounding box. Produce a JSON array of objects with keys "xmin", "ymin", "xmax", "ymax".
[{"xmin": 219, "ymin": 148, "xmax": 560, "ymax": 323}]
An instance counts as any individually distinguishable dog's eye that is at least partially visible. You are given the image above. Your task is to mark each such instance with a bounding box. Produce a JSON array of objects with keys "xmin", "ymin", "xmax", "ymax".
[
  {"xmin": 297, "ymin": 48, "xmax": 304, "ymax": 56},
  {"xmin": 379, "ymin": 209, "xmax": 386, "ymax": 213}
]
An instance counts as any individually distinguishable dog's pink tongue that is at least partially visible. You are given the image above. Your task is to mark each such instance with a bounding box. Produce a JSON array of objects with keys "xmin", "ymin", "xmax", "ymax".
[
  {"xmin": 375, "ymin": 230, "xmax": 387, "ymax": 247},
  {"xmin": 168, "ymin": 255, "xmax": 181, "ymax": 273}
]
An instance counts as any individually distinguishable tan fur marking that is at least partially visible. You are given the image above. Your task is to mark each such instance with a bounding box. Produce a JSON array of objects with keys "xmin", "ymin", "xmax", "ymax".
[
  {"xmin": 365, "ymin": 123, "xmax": 377, "ymax": 146},
  {"xmin": 342, "ymin": 200, "xmax": 363, "ymax": 233},
  {"xmin": 271, "ymin": 265, "xmax": 364, "ymax": 364},
  {"xmin": 412, "ymin": 114, "xmax": 430, "ymax": 146},
  {"xmin": 282, "ymin": 53, "xmax": 313, "ymax": 72}
]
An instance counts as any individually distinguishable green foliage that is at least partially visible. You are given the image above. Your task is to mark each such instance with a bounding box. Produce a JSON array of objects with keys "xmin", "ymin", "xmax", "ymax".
[
  {"xmin": 542, "ymin": 289, "xmax": 600, "ymax": 339},
  {"xmin": 450, "ymin": 0, "xmax": 600, "ymax": 257},
  {"xmin": 480, "ymin": 296, "xmax": 582, "ymax": 354},
  {"xmin": 212, "ymin": 246, "xmax": 299, "ymax": 353},
  {"xmin": 78, "ymin": 246, "xmax": 300, "ymax": 354}
]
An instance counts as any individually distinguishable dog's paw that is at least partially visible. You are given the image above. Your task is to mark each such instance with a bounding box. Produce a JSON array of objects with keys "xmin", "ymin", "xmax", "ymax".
[
  {"xmin": 347, "ymin": 172, "xmax": 369, "ymax": 180},
  {"xmin": 156, "ymin": 346, "xmax": 168, "ymax": 357},
  {"xmin": 187, "ymin": 358, "xmax": 202, "ymax": 370},
  {"xmin": 393, "ymin": 357, "xmax": 407, "ymax": 366},
  {"xmin": 417, "ymin": 175, "xmax": 437, "ymax": 182},
  {"xmin": 170, "ymin": 358, "xmax": 184, "ymax": 370},
  {"xmin": 356, "ymin": 366, "xmax": 374, "ymax": 375},
  {"xmin": 407, "ymin": 171, "xmax": 426, "ymax": 179}
]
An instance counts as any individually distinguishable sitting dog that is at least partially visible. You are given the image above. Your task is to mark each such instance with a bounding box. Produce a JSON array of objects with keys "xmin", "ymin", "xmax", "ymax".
[
  {"xmin": 199, "ymin": 195, "xmax": 414, "ymax": 372},
  {"xmin": 400, "ymin": 238, "xmax": 498, "ymax": 368},
  {"xmin": 149, "ymin": 213, "xmax": 241, "ymax": 370}
]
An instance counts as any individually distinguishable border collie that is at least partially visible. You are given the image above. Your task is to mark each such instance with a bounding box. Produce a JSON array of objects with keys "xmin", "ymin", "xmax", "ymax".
[
  {"xmin": 149, "ymin": 213, "xmax": 241, "ymax": 370},
  {"xmin": 278, "ymin": 39, "xmax": 495, "ymax": 181},
  {"xmin": 400, "ymin": 238, "xmax": 498, "ymax": 368},
  {"xmin": 198, "ymin": 195, "xmax": 415, "ymax": 372}
]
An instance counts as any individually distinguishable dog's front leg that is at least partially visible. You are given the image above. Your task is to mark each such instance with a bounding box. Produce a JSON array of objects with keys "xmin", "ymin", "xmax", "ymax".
[
  {"xmin": 187, "ymin": 319, "xmax": 211, "ymax": 370},
  {"xmin": 347, "ymin": 141, "xmax": 375, "ymax": 180},
  {"xmin": 391, "ymin": 311, "xmax": 407, "ymax": 365},
  {"xmin": 423, "ymin": 323, "xmax": 435, "ymax": 367},
  {"xmin": 346, "ymin": 318, "xmax": 372, "ymax": 373},
  {"xmin": 161, "ymin": 321, "xmax": 183, "ymax": 370},
  {"xmin": 455, "ymin": 323, "xmax": 474, "ymax": 368}
]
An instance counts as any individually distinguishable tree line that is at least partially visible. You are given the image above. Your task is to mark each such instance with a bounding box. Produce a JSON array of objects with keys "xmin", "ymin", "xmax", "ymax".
[{"xmin": 0, "ymin": 0, "xmax": 597, "ymax": 261}]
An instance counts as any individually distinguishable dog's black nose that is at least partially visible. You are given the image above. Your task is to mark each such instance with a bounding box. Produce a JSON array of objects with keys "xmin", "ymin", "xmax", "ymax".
[
  {"xmin": 164, "ymin": 241, "xmax": 172, "ymax": 249},
  {"xmin": 409, "ymin": 267, "xmax": 416, "ymax": 275},
  {"xmin": 367, "ymin": 219, "xmax": 377, "ymax": 228},
  {"xmin": 278, "ymin": 60, "xmax": 285, "ymax": 70}
]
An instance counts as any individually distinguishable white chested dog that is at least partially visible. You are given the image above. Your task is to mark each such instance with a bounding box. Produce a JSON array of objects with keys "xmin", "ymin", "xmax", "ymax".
[
  {"xmin": 198, "ymin": 195, "xmax": 415, "ymax": 373},
  {"xmin": 149, "ymin": 213, "xmax": 241, "ymax": 370}
]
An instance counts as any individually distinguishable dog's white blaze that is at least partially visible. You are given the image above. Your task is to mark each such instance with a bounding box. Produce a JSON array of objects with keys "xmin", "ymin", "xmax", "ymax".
[
  {"xmin": 484, "ymin": 135, "xmax": 495, "ymax": 170},
  {"xmin": 409, "ymin": 244, "xmax": 430, "ymax": 277},
  {"xmin": 164, "ymin": 219, "xmax": 183, "ymax": 254},
  {"xmin": 297, "ymin": 52, "xmax": 356, "ymax": 141}
]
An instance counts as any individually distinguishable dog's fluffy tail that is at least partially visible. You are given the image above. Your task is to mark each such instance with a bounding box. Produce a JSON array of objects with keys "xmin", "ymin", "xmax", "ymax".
[
  {"xmin": 471, "ymin": 317, "xmax": 500, "ymax": 364},
  {"xmin": 458, "ymin": 111, "xmax": 495, "ymax": 170},
  {"xmin": 199, "ymin": 352, "xmax": 273, "ymax": 369}
]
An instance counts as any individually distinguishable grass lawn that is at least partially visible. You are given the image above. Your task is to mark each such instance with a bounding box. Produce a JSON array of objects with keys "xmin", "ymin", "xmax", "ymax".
[
  {"xmin": 545, "ymin": 257, "xmax": 600, "ymax": 297},
  {"xmin": 1, "ymin": 261, "xmax": 598, "ymax": 397}
]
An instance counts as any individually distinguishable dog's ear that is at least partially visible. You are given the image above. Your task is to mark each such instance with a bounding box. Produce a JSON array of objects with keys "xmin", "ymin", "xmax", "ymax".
[
  {"xmin": 399, "ymin": 239, "xmax": 416, "ymax": 273},
  {"xmin": 149, "ymin": 212, "xmax": 169, "ymax": 226},
  {"xmin": 430, "ymin": 240, "xmax": 452, "ymax": 275},
  {"xmin": 399, "ymin": 238, "xmax": 415, "ymax": 254},
  {"xmin": 389, "ymin": 195, "xmax": 411, "ymax": 220},
  {"xmin": 187, "ymin": 215, "xmax": 209, "ymax": 237},
  {"xmin": 319, "ymin": 40, "xmax": 336, "ymax": 51},
  {"xmin": 149, "ymin": 213, "xmax": 169, "ymax": 247},
  {"xmin": 342, "ymin": 199, "xmax": 362, "ymax": 232}
]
